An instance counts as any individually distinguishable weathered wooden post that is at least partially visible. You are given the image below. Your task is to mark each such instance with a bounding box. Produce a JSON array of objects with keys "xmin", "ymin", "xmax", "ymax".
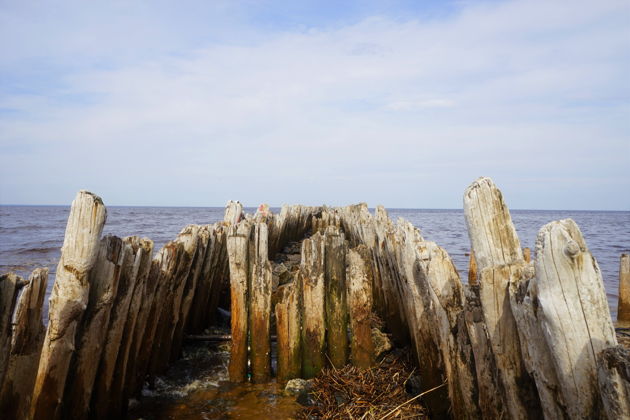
[
  {"xmin": 0, "ymin": 268, "xmax": 48, "ymax": 420},
  {"xmin": 172, "ymin": 227, "xmax": 210, "ymax": 361},
  {"xmin": 463, "ymin": 177, "xmax": 541, "ymax": 419},
  {"xmin": 618, "ymin": 254, "xmax": 630, "ymax": 323},
  {"xmin": 134, "ymin": 241, "xmax": 182, "ymax": 392},
  {"xmin": 467, "ymin": 251, "xmax": 477, "ymax": 285},
  {"xmin": 0, "ymin": 272, "xmax": 21, "ymax": 388},
  {"xmin": 109, "ymin": 237, "xmax": 153, "ymax": 417},
  {"xmin": 324, "ymin": 226, "xmax": 348, "ymax": 368},
  {"xmin": 346, "ymin": 245, "xmax": 374, "ymax": 368},
  {"xmin": 275, "ymin": 281, "xmax": 302, "ymax": 382},
  {"xmin": 63, "ymin": 236, "xmax": 127, "ymax": 420},
  {"xmin": 30, "ymin": 190, "xmax": 107, "ymax": 420},
  {"xmin": 300, "ymin": 233, "xmax": 326, "ymax": 378},
  {"xmin": 597, "ymin": 345, "xmax": 630, "ymax": 419},
  {"xmin": 249, "ymin": 222, "xmax": 272, "ymax": 383},
  {"xmin": 532, "ymin": 219, "xmax": 617, "ymax": 418},
  {"xmin": 152, "ymin": 226, "xmax": 199, "ymax": 373},
  {"xmin": 225, "ymin": 200, "xmax": 243, "ymax": 225},
  {"xmin": 227, "ymin": 220, "xmax": 251, "ymax": 382},
  {"xmin": 91, "ymin": 236, "xmax": 151, "ymax": 419}
]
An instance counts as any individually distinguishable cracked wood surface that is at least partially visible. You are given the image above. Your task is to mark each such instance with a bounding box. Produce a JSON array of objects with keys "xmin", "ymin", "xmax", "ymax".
[{"xmin": 30, "ymin": 190, "xmax": 106, "ymax": 420}]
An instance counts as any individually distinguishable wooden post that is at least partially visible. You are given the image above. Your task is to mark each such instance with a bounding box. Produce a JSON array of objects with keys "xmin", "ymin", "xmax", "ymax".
[
  {"xmin": 227, "ymin": 220, "xmax": 251, "ymax": 382},
  {"xmin": 134, "ymin": 241, "xmax": 181, "ymax": 392},
  {"xmin": 532, "ymin": 219, "xmax": 617, "ymax": 418},
  {"xmin": 346, "ymin": 245, "xmax": 374, "ymax": 369},
  {"xmin": 30, "ymin": 190, "xmax": 107, "ymax": 420},
  {"xmin": 618, "ymin": 254, "xmax": 630, "ymax": 323},
  {"xmin": 123, "ymin": 246, "xmax": 164, "ymax": 398},
  {"xmin": 523, "ymin": 247, "xmax": 531, "ymax": 263},
  {"xmin": 463, "ymin": 177, "xmax": 541, "ymax": 419},
  {"xmin": 63, "ymin": 236, "xmax": 127, "ymax": 420},
  {"xmin": 415, "ymin": 240, "xmax": 481, "ymax": 419},
  {"xmin": 597, "ymin": 345, "xmax": 630, "ymax": 419},
  {"xmin": 152, "ymin": 225, "xmax": 199, "ymax": 373},
  {"xmin": 275, "ymin": 281, "xmax": 301, "ymax": 382},
  {"xmin": 186, "ymin": 227, "xmax": 214, "ymax": 334},
  {"xmin": 324, "ymin": 226, "xmax": 348, "ymax": 368},
  {"xmin": 300, "ymin": 233, "xmax": 326, "ymax": 379},
  {"xmin": 467, "ymin": 251, "xmax": 477, "ymax": 285},
  {"xmin": 463, "ymin": 285, "xmax": 505, "ymax": 419},
  {"xmin": 91, "ymin": 236, "xmax": 150, "ymax": 419},
  {"xmin": 0, "ymin": 268, "xmax": 48, "ymax": 420},
  {"xmin": 0, "ymin": 272, "xmax": 21, "ymax": 389},
  {"xmin": 204, "ymin": 227, "xmax": 230, "ymax": 327},
  {"xmin": 224, "ymin": 200, "xmax": 243, "ymax": 225},
  {"xmin": 172, "ymin": 226, "xmax": 210, "ymax": 361},
  {"xmin": 249, "ymin": 222, "xmax": 272, "ymax": 383},
  {"xmin": 109, "ymin": 237, "xmax": 153, "ymax": 417}
]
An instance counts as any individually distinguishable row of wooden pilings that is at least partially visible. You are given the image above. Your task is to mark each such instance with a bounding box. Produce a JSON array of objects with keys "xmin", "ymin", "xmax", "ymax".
[
  {"xmin": 223, "ymin": 177, "xmax": 630, "ymax": 419},
  {"xmin": 0, "ymin": 191, "xmax": 235, "ymax": 420},
  {"xmin": 1, "ymin": 178, "xmax": 629, "ymax": 419}
]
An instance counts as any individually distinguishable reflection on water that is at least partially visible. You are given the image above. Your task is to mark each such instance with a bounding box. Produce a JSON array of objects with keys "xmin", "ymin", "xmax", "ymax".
[{"xmin": 128, "ymin": 340, "xmax": 301, "ymax": 420}]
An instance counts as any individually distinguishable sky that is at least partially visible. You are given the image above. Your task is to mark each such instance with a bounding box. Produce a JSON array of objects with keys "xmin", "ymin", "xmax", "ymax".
[{"xmin": 0, "ymin": 0, "xmax": 628, "ymax": 209}]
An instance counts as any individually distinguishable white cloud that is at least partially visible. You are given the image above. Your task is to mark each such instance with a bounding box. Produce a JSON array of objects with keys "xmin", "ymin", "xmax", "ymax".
[{"xmin": 0, "ymin": 0, "xmax": 628, "ymax": 208}]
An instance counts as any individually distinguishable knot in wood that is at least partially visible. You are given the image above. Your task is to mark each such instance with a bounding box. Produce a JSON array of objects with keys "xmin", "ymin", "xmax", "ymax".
[{"xmin": 564, "ymin": 240, "xmax": 580, "ymax": 258}]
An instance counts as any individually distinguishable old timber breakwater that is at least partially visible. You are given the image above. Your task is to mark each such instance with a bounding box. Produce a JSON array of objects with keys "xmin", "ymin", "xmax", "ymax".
[{"xmin": 1, "ymin": 176, "xmax": 629, "ymax": 419}]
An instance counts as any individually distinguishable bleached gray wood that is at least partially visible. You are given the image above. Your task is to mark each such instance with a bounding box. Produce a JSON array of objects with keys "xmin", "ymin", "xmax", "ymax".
[
  {"xmin": 91, "ymin": 236, "xmax": 152, "ymax": 419},
  {"xmin": 509, "ymin": 264, "xmax": 568, "ymax": 420},
  {"xmin": 134, "ymin": 241, "xmax": 181, "ymax": 391},
  {"xmin": 464, "ymin": 176, "xmax": 541, "ymax": 419},
  {"xmin": 415, "ymin": 240, "xmax": 481, "ymax": 419},
  {"xmin": 0, "ymin": 268, "xmax": 48, "ymax": 420},
  {"xmin": 156, "ymin": 225, "xmax": 199, "ymax": 370},
  {"xmin": 0, "ymin": 272, "xmax": 21, "ymax": 388},
  {"xmin": 224, "ymin": 200, "xmax": 243, "ymax": 225},
  {"xmin": 63, "ymin": 236, "xmax": 128, "ymax": 420},
  {"xmin": 172, "ymin": 226, "xmax": 210, "ymax": 361},
  {"xmin": 30, "ymin": 190, "xmax": 107, "ymax": 420},
  {"xmin": 597, "ymin": 345, "xmax": 630, "ymax": 419},
  {"xmin": 534, "ymin": 218, "xmax": 617, "ymax": 418},
  {"xmin": 109, "ymin": 237, "xmax": 153, "ymax": 417}
]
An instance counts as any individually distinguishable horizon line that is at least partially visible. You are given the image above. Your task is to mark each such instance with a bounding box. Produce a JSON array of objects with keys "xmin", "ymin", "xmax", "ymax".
[{"xmin": 1, "ymin": 203, "xmax": 628, "ymax": 212}]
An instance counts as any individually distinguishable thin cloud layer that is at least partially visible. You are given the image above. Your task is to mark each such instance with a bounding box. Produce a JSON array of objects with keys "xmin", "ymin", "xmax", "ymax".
[{"xmin": 1, "ymin": 0, "xmax": 628, "ymax": 209}]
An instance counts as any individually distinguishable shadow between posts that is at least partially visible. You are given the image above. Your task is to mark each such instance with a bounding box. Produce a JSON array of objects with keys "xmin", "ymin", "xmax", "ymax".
[{"xmin": 1, "ymin": 177, "xmax": 629, "ymax": 419}]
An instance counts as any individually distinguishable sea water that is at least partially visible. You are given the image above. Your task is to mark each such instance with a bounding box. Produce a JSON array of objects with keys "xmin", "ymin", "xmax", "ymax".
[{"xmin": 1, "ymin": 206, "xmax": 628, "ymax": 318}]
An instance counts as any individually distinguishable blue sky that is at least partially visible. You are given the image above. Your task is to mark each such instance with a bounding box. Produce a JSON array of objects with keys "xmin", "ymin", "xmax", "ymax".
[{"xmin": 1, "ymin": 0, "xmax": 628, "ymax": 209}]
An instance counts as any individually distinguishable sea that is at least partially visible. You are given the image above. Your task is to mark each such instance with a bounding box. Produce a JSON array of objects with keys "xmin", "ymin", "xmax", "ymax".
[{"xmin": 1, "ymin": 205, "xmax": 628, "ymax": 318}]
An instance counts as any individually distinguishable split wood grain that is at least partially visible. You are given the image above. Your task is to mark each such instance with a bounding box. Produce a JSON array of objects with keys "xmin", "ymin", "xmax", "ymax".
[
  {"xmin": 227, "ymin": 220, "xmax": 251, "ymax": 382},
  {"xmin": 275, "ymin": 281, "xmax": 301, "ymax": 382},
  {"xmin": 464, "ymin": 177, "xmax": 541, "ymax": 419},
  {"xmin": 0, "ymin": 268, "xmax": 48, "ymax": 420},
  {"xmin": 63, "ymin": 235, "xmax": 127, "ymax": 420},
  {"xmin": 30, "ymin": 190, "xmax": 107, "ymax": 420},
  {"xmin": 346, "ymin": 245, "xmax": 374, "ymax": 369},
  {"xmin": 324, "ymin": 226, "xmax": 348, "ymax": 369},
  {"xmin": 300, "ymin": 233, "xmax": 326, "ymax": 379},
  {"xmin": 250, "ymin": 222, "xmax": 272, "ymax": 383}
]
